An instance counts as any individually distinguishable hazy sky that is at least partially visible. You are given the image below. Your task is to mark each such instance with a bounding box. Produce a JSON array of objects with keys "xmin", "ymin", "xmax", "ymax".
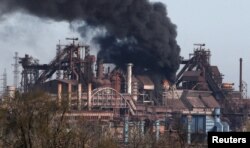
[{"xmin": 0, "ymin": 0, "xmax": 249, "ymax": 96}]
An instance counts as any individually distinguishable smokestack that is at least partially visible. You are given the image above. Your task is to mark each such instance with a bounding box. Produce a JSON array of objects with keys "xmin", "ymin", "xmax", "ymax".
[
  {"xmin": 127, "ymin": 63, "xmax": 133, "ymax": 94},
  {"xmin": 239, "ymin": 58, "xmax": 243, "ymax": 94},
  {"xmin": 132, "ymin": 80, "xmax": 138, "ymax": 102},
  {"xmin": 88, "ymin": 83, "xmax": 92, "ymax": 110},
  {"xmin": 97, "ymin": 59, "xmax": 104, "ymax": 79}
]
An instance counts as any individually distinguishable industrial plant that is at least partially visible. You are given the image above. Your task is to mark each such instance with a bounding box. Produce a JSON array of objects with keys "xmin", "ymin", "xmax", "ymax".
[
  {"xmin": 1, "ymin": 39, "xmax": 249, "ymax": 146},
  {"xmin": 0, "ymin": 0, "xmax": 250, "ymax": 147}
]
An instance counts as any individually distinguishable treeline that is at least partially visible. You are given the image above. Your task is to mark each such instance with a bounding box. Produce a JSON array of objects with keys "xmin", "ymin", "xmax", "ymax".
[{"xmin": 0, "ymin": 91, "xmax": 206, "ymax": 148}]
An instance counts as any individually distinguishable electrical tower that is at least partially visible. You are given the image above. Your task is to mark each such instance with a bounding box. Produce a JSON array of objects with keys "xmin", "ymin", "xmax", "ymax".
[{"xmin": 12, "ymin": 52, "xmax": 20, "ymax": 88}]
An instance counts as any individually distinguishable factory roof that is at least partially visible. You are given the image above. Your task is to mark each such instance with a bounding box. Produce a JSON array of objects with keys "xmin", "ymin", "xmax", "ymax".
[
  {"xmin": 165, "ymin": 99, "xmax": 188, "ymax": 110},
  {"xmin": 200, "ymin": 96, "xmax": 220, "ymax": 108},
  {"xmin": 177, "ymin": 90, "xmax": 220, "ymax": 110},
  {"xmin": 187, "ymin": 96, "xmax": 206, "ymax": 108},
  {"xmin": 136, "ymin": 75, "xmax": 154, "ymax": 90}
]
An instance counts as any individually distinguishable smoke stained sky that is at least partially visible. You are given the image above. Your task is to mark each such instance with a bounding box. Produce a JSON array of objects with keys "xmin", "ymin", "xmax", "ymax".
[
  {"xmin": 0, "ymin": 0, "xmax": 250, "ymax": 96},
  {"xmin": 0, "ymin": 0, "xmax": 181, "ymax": 86}
]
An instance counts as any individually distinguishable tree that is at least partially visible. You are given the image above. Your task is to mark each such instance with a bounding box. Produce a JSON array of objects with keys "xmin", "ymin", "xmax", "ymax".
[
  {"xmin": 0, "ymin": 91, "xmax": 73, "ymax": 148},
  {"xmin": 0, "ymin": 91, "xmax": 119, "ymax": 148}
]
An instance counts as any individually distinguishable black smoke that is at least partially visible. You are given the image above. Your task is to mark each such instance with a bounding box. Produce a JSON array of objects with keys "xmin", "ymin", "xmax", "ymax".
[{"xmin": 0, "ymin": 0, "xmax": 180, "ymax": 83}]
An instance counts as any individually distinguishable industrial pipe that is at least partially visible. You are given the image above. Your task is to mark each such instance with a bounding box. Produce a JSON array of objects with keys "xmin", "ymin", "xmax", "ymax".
[
  {"xmin": 214, "ymin": 108, "xmax": 223, "ymax": 132},
  {"xmin": 187, "ymin": 115, "xmax": 192, "ymax": 144},
  {"xmin": 132, "ymin": 81, "xmax": 138, "ymax": 101},
  {"xmin": 97, "ymin": 59, "xmax": 104, "ymax": 79},
  {"xmin": 57, "ymin": 83, "xmax": 62, "ymax": 106},
  {"xmin": 214, "ymin": 108, "xmax": 220, "ymax": 122},
  {"xmin": 124, "ymin": 116, "xmax": 129, "ymax": 144},
  {"xmin": 127, "ymin": 63, "xmax": 133, "ymax": 94},
  {"xmin": 68, "ymin": 83, "xmax": 72, "ymax": 109},
  {"xmin": 88, "ymin": 83, "xmax": 92, "ymax": 110},
  {"xmin": 155, "ymin": 120, "xmax": 160, "ymax": 141},
  {"xmin": 239, "ymin": 58, "xmax": 243, "ymax": 96},
  {"xmin": 140, "ymin": 120, "xmax": 145, "ymax": 136},
  {"xmin": 78, "ymin": 83, "xmax": 82, "ymax": 110}
]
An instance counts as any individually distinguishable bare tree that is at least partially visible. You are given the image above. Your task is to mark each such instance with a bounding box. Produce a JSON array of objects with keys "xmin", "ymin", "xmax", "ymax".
[{"xmin": 0, "ymin": 91, "xmax": 74, "ymax": 148}]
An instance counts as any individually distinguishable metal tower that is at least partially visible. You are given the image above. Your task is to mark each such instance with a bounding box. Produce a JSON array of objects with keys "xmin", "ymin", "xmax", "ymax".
[
  {"xmin": 242, "ymin": 81, "xmax": 248, "ymax": 99},
  {"xmin": 56, "ymin": 42, "xmax": 62, "ymax": 79},
  {"xmin": 1, "ymin": 69, "xmax": 7, "ymax": 95},
  {"xmin": 12, "ymin": 52, "xmax": 20, "ymax": 88}
]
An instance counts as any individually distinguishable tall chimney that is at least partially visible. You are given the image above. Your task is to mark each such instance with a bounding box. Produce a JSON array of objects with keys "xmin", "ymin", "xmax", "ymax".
[
  {"xmin": 127, "ymin": 63, "xmax": 133, "ymax": 94},
  {"xmin": 97, "ymin": 59, "xmax": 104, "ymax": 79},
  {"xmin": 239, "ymin": 58, "xmax": 243, "ymax": 95}
]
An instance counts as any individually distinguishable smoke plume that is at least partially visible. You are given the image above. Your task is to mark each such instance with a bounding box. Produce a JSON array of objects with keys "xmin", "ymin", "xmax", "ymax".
[{"xmin": 0, "ymin": 0, "xmax": 180, "ymax": 83}]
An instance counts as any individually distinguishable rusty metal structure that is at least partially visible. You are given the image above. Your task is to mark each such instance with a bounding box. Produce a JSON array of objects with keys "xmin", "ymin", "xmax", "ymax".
[
  {"xmin": 176, "ymin": 44, "xmax": 225, "ymax": 99},
  {"xmin": 18, "ymin": 40, "xmax": 250, "ymax": 144},
  {"xmin": 19, "ymin": 38, "xmax": 95, "ymax": 92},
  {"xmin": 176, "ymin": 44, "xmax": 250, "ymax": 131}
]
